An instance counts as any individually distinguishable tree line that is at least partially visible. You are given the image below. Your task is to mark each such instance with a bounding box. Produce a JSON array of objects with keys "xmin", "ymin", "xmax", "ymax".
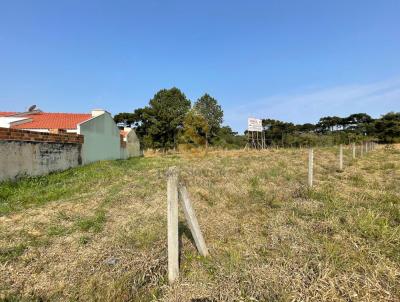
[
  {"xmin": 114, "ymin": 87, "xmax": 244, "ymax": 150},
  {"xmin": 114, "ymin": 87, "xmax": 400, "ymax": 149},
  {"xmin": 262, "ymin": 112, "xmax": 400, "ymax": 147}
]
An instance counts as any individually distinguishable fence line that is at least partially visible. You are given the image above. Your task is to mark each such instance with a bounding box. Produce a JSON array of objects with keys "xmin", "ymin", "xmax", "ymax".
[
  {"xmin": 166, "ymin": 142, "xmax": 377, "ymax": 284},
  {"xmin": 308, "ymin": 148, "xmax": 313, "ymax": 187},
  {"xmin": 339, "ymin": 144, "xmax": 343, "ymax": 171},
  {"xmin": 305, "ymin": 141, "xmax": 376, "ymax": 188}
]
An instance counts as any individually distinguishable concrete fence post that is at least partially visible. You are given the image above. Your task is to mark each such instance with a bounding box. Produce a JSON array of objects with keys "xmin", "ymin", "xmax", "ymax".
[
  {"xmin": 308, "ymin": 148, "xmax": 314, "ymax": 187},
  {"xmin": 339, "ymin": 144, "xmax": 343, "ymax": 171},
  {"xmin": 167, "ymin": 166, "xmax": 179, "ymax": 284},
  {"xmin": 178, "ymin": 185, "xmax": 209, "ymax": 257}
]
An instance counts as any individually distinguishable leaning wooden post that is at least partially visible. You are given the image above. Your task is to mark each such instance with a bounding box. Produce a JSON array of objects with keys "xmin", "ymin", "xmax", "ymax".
[
  {"xmin": 178, "ymin": 185, "xmax": 209, "ymax": 257},
  {"xmin": 339, "ymin": 144, "xmax": 343, "ymax": 170},
  {"xmin": 308, "ymin": 148, "xmax": 313, "ymax": 187},
  {"xmin": 167, "ymin": 167, "xmax": 179, "ymax": 284},
  {"xmin": 352, "ymin": 143, "xmax": 356, "ymax": 159}
]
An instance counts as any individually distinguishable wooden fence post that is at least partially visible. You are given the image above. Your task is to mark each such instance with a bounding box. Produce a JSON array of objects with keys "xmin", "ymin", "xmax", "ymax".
[
  {"xmin": 339, "ymin": 144, "xmax": 343, "ymax": 171},
  {"xmin": 308, "ymin": 148, "xmax": 313, "ymax": 187},
  {"xmin": 360, "ymin": 143, "xmax": 364, "ymax": 157},
  {"xmin": 352, "ymin": 143, "xmax": 356, "ymax": 159},
  {"xmin": 178, "ymin": 185, "xmax": 209, "ymax": 257},
  {"xmin": 167, "ymin": 167, "xmax": 179, "ymax": 284}
]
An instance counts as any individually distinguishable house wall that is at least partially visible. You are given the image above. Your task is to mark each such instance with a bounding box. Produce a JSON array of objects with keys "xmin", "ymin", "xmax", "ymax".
[
  {"xmin": 126, "ymin": 129, "xmax": 141, "ymax": 157},
  {"xmin": 0, "ymin": 128, "xmax": 83, "ymax": 182},
  {"xmin": 78, "ymin": 113, "xmax": 121, "ymax": 164},
  {"xmin": 120, "ymin": 144, "xmax": 128, "ymax": 160}
]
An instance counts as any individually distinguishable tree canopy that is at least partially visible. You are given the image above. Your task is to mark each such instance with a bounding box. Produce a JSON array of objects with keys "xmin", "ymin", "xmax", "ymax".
[
  {"xmin": 193, "ymin": 94, "xmax": 223, "ymax": 138},
  {"xmin": 373, "ymin": 112, "xmax": 400, "ymax": 143},
  {"xmin": 128, "ymin": 87, "xmax": 191, "ymax": 149}
]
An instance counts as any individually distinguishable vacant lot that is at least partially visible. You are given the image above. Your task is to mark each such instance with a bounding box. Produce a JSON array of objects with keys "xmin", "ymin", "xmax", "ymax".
[{"xmin": 0, "ymin": 146, "xmax": 399, "ymax": 301}]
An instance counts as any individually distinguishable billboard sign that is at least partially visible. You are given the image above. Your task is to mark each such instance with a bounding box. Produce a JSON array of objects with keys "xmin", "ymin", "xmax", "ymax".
[{"xmin": 248, "ymin": 117, "xmax": 263, "ymax": 132}]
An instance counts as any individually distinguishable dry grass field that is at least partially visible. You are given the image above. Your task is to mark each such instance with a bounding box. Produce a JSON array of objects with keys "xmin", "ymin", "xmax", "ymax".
[{"xmin": 0, "ymin": 145, "xmax": 399, "ymax": 301}]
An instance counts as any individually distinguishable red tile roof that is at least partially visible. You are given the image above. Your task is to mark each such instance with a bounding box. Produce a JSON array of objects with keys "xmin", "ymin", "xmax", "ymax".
[
  {"xmin": 0, "ymin": 112, "xmax": 16, "ymax": 117},
  {"xmin": 10, "ymin": 112, "xmax": 92, "ymax": 130},
  {"xmin": 120, "ymin": 130, "xmax": 129, "ymax": 137}
]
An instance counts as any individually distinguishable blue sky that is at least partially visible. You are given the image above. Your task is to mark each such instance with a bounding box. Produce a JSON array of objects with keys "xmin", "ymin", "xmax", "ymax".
[{"xmin": 0, "ymin": 0, "xmax": 399, "ymax": 133}]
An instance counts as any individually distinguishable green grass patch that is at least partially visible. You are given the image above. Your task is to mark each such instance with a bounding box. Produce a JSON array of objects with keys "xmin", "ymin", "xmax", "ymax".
[
  {"xmin": 0, "ymin": 156, "xmax": 175, "ymax": 216},
  {"xmin": 75, "ymin": 209, "xmax": 107, "ymax": 233},
  {"xmin": 78, "ymin": 235, "xmax": 91, "ymax": 245},
  {"xmin": 0, "ymin": 243, "xmax": 27, "ymax": 263},
  {"xmin": 47, "ymin": 225, "xmax": 71, "ymax": 237}
]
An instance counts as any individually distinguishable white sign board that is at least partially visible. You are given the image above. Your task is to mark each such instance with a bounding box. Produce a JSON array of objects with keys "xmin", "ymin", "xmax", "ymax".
[{"xmin": 248, "ymin": 118, "xmax": 263, "ymax": 132}]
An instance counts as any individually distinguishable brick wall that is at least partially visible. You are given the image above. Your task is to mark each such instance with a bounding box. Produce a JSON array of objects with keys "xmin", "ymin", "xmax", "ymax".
[
  {"xmin": 0, "ymin": 127, "xmax": 83, "ymax": 144},
  {"xmin": 49, "ymin": 128, "xmax": 67, "ymax": 134},
  {"xmin": 0, "ymin": 140, "xmax": 82, "ymax": 181},
  {"xmin": 0, "ymin": 127, "xmax": 84, "ymax": 181}
]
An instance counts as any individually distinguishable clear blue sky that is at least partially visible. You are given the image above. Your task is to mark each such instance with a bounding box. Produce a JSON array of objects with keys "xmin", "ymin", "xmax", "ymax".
[{"xmin": 1, "ymin": 0, "xmax": 399, "ymax": 133}]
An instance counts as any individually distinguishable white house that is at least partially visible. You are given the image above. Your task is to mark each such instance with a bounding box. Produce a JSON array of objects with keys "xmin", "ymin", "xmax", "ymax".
[{"xmin": 0, "ymin": 109, "xmax": 141, "ymax": 164}]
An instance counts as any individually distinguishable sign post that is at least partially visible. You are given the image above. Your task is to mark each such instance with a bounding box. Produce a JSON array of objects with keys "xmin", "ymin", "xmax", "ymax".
[{"xmin": 246, "ymin": 117, "xmax": 264, "ymax": 149}]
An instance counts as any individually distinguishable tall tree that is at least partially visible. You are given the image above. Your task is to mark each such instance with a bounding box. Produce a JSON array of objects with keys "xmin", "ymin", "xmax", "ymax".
[
  {"xmin": 129, "ymin": 88, "xmax": 191, "ymax": 149},
  {"xmin": 113, "ymin": 112, "xmax": 136, "ymax": 125},
  {"xmin": 193, "ymin": 94, "xmax": 223, "ymax": 138}
]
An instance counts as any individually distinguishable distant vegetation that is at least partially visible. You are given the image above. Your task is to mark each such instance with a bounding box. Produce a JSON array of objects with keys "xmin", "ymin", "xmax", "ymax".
[
  {"xmin": 114, "ymin": 87, "xmax": 400, "ymax": 149},
  {"xmin": 262, "ymin": 112, "xmax": 400, "ymax": 147}
]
